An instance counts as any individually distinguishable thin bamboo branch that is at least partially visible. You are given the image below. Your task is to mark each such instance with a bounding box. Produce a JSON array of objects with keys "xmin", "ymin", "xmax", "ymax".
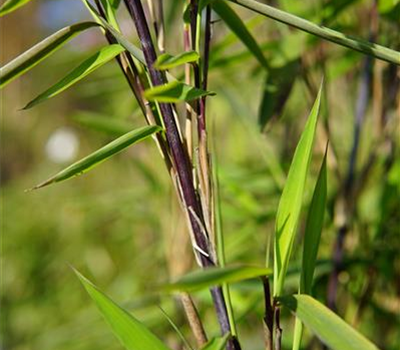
[{"xmin": 122, "ymin": 2, "xmax": 236, "ymax": 348}]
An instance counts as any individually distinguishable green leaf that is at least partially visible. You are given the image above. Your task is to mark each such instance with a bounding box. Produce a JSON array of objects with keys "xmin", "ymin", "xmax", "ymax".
[
  {"xmin": 29, "ymin": 125, "xmax": 161, "ymax": 190},
  {"xmin": 273, "ymin": 84, "xmax": 322, "ymax": 297},
  {"xmin": 23, "ymin": 44, "xmax": 125, "ymax": 109},
  {"xmin": 293, "ymin": 149, "xmax": 328, "ymax": 350},
  {"xmin": 0, "ymin": 0, "xmax": 33, "ymax": 16},
  {"xmin": 300, "ymin": 149, "xmax": 328, "ymax": 294},
  {"xmin": 109, "ymin": 0, "xmax": 122, "ymax": 10},
  {"xmin": 154, "ymin": 51, "xmax": 200, "ymax": 70},
  {"xmin": 280, "ymin": 295, "xmax": 381, "ymax": 350},
  {"xmin": 212, "ymin": 0, "xmax": 268, "ymax": 69},
  {"xmin": 81, "ymin": 0, "xmax": 146, "ymax": 64},
  {"xmin": 164, "ymin": 265, "xmax": 272, "ymax": 292},
  {"xmin": 100, "ymin": 0, "xmax": 120, "ymax": 29},
  {"xmin": 200, "ymin": 334, "xmax": 230, "ymax": 350},
  {"xmin": 144, "ymin": 81, "xmax": 215, "ymax": 103},
  {"xmin": 74, "ymin": 269, "xmax": 172, "ymax": 350},
  {"xmin": 258, "ymin": 59, "xmax": 300, "ymax": 130},
  {"xmin": 72, "ymin": 111, "xmax": 134, "ymax": 136},
  {"xmin": 227, "ymin": 0, "xmax": 400, "ymax": 65},
  {"xmin": 0, "ymin": 22, "xmax": 100, "ymax": 88}
]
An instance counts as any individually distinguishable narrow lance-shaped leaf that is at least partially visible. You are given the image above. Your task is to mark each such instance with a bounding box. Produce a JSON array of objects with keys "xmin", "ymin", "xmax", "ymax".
[
  {"xmin": 154, "ymin": 51, "xmax": 200, "ymax": 70},
  {"xmin": 300, "ymin": 148, "xmax": 328, "ymax": 294},
  {"xmin": 274, "ymin": 84, "xmax": 322, "ymax": 297},
  {"xmin": 164, "ymin": 265, "xmax": 272, "ymax": 293},
  {"xmin": 29, "ymin": 125, "xmax": 161, "ymax": 190},
  {"xmin": 73, "ymin": 269, "xmax": 172, "ymax": 350},
  {"xmin": 144, "ymin": 81, "xmax": 215, "ymax": 103},
  {"xmin": 292, "ymin": 149, "xmax": 328, "ymax": 350},
  {"xmin": 100, "ymin": 0, "xmax": 120, "ymax": 30},
  {"xmin": 212, "ymin": 0, "xmax": 269, "ymax": 69},
  {"xmin": 23, "ymin": 44, "xmax": 125, "ymax": 109},
  {"xmin": 280, "ymin": 295, "xmax": 381, "ymax": 350},
  {"xmin": 0, "ymin": 22, "xmax": 100, "ymax": 88},
  {"xmin": 0, "ymin": 0, "xmax": 33, "ymax": 16},
  {"xmin": 227, "ymin": 0, "xmax": 400, "ymax": 65},
  {"xmin": 201, "ymin": 334, "xmax": 230, "ymax": 350},
  {"xmin": 81, "ymin": 0, "xmax": 145, "ymax": 64}
]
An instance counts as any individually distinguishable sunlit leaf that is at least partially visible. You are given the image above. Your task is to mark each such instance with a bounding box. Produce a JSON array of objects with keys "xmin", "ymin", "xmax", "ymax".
[
  {"xmin": 226, "ymin": 0, "xmax": 400, "ymax": 65},
  {"xmin": 154, "ymin": 51, "xmax": 200, "ymax": 70},
  {"xmin": 0, "ymin": 0, "xmax": 33, "ymax": 16},
  {"xmin": 0, "ymin": 22, "xmax": 100, "ymax": 88},
  {"xmin": 212, "ymin": 0, "xmax": 268, "ymax": 69},
  {"xmin": 300, "ymin": 149, "xmax": 328, "ymax": 294},
  {"xmin": 293, "ymin": 150, "xmax": 328, "ymax": 350},
  {"xmin": 23, "ymin": 44, "xmax": 125, "ymax": 109},
  {"xmin": 273, "ymin": 84, "xmax": 322, "ymax": 297},
  {"xmin": 144, "ymin": 81, "xmax": 215, "ymax": 103},
  {"xmin": 29, "ymin": 125, "xmax": 161, "ymax": 190},
  {"xmin": 280, "ymin": 295, "xmax": 381, "ymax": 350},
  {"xmin": 74, "ymin": 269, "xmax": 172, "ymax": 350},
  {"xmin": 164, "ymin": 265, "xmax": 272, "ymax": 292}
]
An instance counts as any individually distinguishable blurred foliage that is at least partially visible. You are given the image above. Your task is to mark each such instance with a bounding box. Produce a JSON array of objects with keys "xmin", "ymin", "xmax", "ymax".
[{"xmin": 1, "ymin": 1, "xmax": 399, "ymax": 350}]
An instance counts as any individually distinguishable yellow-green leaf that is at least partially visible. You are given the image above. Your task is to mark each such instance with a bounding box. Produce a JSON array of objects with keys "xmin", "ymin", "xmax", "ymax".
[
  {"xmin": 29, "ymin": 125, "xmax": 161, "ymax": 190},
  {"xmin": 280, "ymin": 295, "xmax": 381, "ymax": 350},
  {"xmin": 0, "ymin": 0, "xmax": 33, "ymax": 16},
  {"xmin": 23, "ymin": 44, "xmax": 125, "ymax": 109},
  {"xmin": 144, "ymin": 81, "xmax": 215, "ymax": 103},
  {"xmin": 74, "ymin": 269, "xmax": 172, "ymax": 350},
  {"xmin": 212, "ymin": 0, "xmax": 268, "ymax": 69},
  {"xmin": 227, "ymin": 0, "xmax": 400, "ymax": 65},
  {"xmin": 0, "ymin": 22, "xmax": 100, "ymax": 88},
  {"xmin": 154, "ymin": 51, "xmax": 200, "ymax": 70},
  {"xmin": 273, "ymin": 84, "xmax": 322, "ymax": 296},
  {"xmin": 293, "ymin": 149, "xmax": 328, "ymax": 350},
  {"xmin": 164, "ymin": 265, "xmax": 272, "ymax": 292},
  {"xmin": 300, "ymin": 149, "xmax": 328, "ymax": 294}
]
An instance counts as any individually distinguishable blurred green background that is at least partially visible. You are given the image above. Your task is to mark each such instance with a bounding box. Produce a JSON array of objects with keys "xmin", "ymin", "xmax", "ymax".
[{"xmin": 1, "ymin": 1, "xmax": 399, "ymax": 350}]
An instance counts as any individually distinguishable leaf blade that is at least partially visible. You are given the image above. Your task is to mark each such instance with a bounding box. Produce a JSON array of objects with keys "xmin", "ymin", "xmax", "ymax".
[
  {"xmin": 0, "ymin": 22, "xmax": 100, "ymax": 88},
  {"xmin": 293, "ymin": 150, "xmax": 328, "ymax": 350},
  {"xmin": 280, "ymin": 295, "xmax": 381, "ymax": 350},
  {"xmin": 23, "ymin": 44, "xmax": 125, "ymax": 109},
  {"xmin": 74, "ymin": 269, "xmax": 172, "ymax": 350},
  {"xmin": 144, "ymin": 81, "xmax": 215, "ymax": 103},
  {"xmin": 0, "ymin": 0, "xmax": 33, "ymax": 16},
  {"xmin": 212, "ymin": 0, "xmax": 269, "ymax": 69},
  {"xmin": 154, "ymin": 51, "xmax": 200, "ymax": 70},
  {"xmin": 30, "ymin": 125, "xmax": 161, "ymax": 190},
  {"xmin": 227, "ymin": 0, "xmax": 400, "ymax": 65},
  {"xmin": 164, "ymin": 265, "xmax": 272, "ymax": 293},
  {"xmin": 300, "ymin": 149, "xmax": 328, "ymax": 294},
  {"xmin": 273, "ymin": 84, "xmax": 323, "ymax": 296}
]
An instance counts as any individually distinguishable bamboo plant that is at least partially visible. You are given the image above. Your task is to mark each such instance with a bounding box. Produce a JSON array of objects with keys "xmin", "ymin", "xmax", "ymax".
[{"xmin": 1, "ymin": 0, "xmax": 399, "ymax": 350}]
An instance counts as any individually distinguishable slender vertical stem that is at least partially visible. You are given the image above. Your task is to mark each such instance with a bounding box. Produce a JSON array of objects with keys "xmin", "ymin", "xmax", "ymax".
[
  {"xmin": 123, "ymin": 2, "xmax": 237, "ymax": 348},
  {"xmin": 262, "ymin": 277, "xmax": 274, "ymax": 350},
  {"xmin": 274, "ymin": 307, "xmax": 282, "ymax": 350}
]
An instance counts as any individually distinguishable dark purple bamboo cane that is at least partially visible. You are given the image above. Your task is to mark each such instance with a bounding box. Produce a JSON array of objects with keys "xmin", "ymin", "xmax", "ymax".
[{"xmin": 122, "ymin": 1, "xmax": 237, "ymax": 348}]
